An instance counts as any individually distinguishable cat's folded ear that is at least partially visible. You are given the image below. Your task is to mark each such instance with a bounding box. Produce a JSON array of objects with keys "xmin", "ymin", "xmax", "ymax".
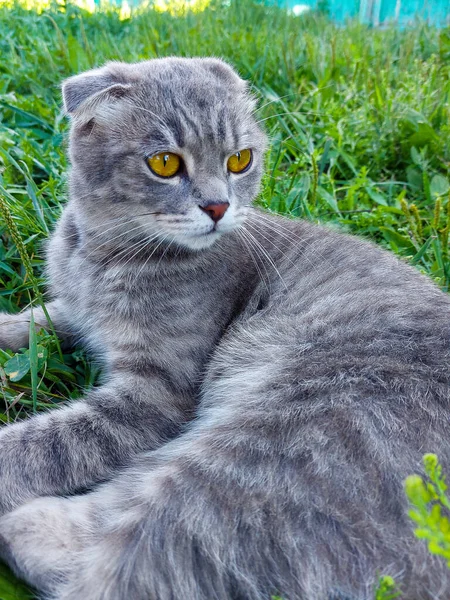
[
  {"xmin": 62, "ymin": 63, "xmax": 133, "ymax": 118},
  {"xmin": 201, "ymin": 58, "xmax": 248, "ymax": 89}
]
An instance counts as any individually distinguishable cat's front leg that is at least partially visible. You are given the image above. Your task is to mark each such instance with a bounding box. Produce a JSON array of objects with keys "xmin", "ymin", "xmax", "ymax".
[
  {"xmin": 0, "ymin": 371, "xmax": 192, "ymax": 516},
  {"xmin": 0, "ymin": 495, "xmax": 89, "ymax": 594},
  {"xmin": 0, "ymin": 459, "xmax": 160, "ymax": 599},
  {"xmin": 0, "ymin": 299, "xmax": 71, "ymax": 352}
]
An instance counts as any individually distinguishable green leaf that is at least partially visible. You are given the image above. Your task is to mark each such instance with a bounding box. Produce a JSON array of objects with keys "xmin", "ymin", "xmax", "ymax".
[
  {"xmin": 406, "ymin": 165, "xmax": 423, "ymax": 190},
  {"xmin": 408, "ymin": 123, "xmax": 439, "ymax": 148},
  {"xmin": 317, "ymin": 186, "xmax": 340, "ymax": 214},
  {"xmin": 428, "ymin": 540, "xmax": 446, "ymax": 556},
  {"xmin": 4, "ymin": 354, "xmax": 30, "ymax": 382},
  {"xmin": 0, "ymin": 262, "xmax": 16, "ymax": 277},
  {"xmin": 430, "ymin": 175, "xmax": 450, "ymax": 198},
  {"xmin": 410, "ymin": 147, "xmax": 422, "ymax": 166},
  {"xmin": 0, "ymin": 349, "xmax": 13, "ymax": 364},
  {"xmin": 0, "ymin": 101, "xmax": 52, "ymax": 132},
  {"xmin": 410, "ymin": 237, "xmax": 434, "ymax": 265},
  {"xmin": 379, "ymin": 227, "xmax": 416, "ymax": 253},
  {"xmin": 366, "ymin": 187, "xmax": 388, "ymax": 206},
  {"xmin": 414, "ymin": 528, "xmax": 432, "ymax": 539},
  {"xmin": 0, "ymin": 563, "xmax": 34, "ymax": 599}
]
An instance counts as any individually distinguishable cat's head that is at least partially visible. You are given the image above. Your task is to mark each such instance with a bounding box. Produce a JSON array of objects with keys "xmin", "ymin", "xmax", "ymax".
[{"xmin": 63, "ymin": 58, "xmax": 267, "ymax": 251}]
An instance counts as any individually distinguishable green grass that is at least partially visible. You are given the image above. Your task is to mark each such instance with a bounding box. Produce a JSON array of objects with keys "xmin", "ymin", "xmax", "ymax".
[{"xmin": 0, "ymin": 1, "xmax": 449, "ymax": 597}]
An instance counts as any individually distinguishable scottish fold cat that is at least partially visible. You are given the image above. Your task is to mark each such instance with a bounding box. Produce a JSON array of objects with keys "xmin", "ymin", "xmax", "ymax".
[{"xmin": 0, "ymin": 58, "xmax": 449, "ymax": 599}]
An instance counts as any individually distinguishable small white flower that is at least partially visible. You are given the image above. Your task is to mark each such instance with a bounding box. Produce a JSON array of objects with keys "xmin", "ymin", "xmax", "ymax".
[{"xmin": 292, "ymin": 4, "xmax": 311, "ymax": 16}]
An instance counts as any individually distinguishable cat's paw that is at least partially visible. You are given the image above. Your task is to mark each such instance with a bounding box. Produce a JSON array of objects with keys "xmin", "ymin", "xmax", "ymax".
[
  {"xmin": 0, "ymin": 489, "xmax": 147, "ymax": 600},
  {"xmin": 0, "ymin": 495, "xmax": 91, "ymax": 594},
  {"xmin": 0, "ymin": 312, "xmax": 29, "ymax": 352}
]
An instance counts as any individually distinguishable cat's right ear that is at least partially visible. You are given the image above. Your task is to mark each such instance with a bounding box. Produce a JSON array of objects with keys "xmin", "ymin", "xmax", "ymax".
[{"xmin": 62, "ymin": 66, "xmax": 132, "ymax": 117}]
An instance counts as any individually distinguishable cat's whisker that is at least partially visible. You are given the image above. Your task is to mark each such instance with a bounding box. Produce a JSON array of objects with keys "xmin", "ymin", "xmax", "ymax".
[
  {"xmin": 244, "ymin": 234, "xmax": 276, "ymax": 291},
  {"xmin": 246, "ymin": 219, "xmax": 330, "ymax": 286},
  {"xmin": 240, "ymin": 226, "xmax": 285, "ymax": 290},
  {"xmin": 98, "ymin": 230, "xmax": 160, "ymax": 270},
  {"xmin": 67, "ymin": 216, "xmax": 139, "ymax": 237},
  {"xmin": 23, "ymin": 191, "xmax": 97, "ymax": 213},
  {"xmin": 255, "ymin": 111, "xmax": 305, "ymax": 125},
  {"xmin": 254, "ymin": 91, "xmax": 305, "ymax": 113},
  {"xmin": 241, "ymin": 225, "xmax": 287, "ymax": 289},
  {"xmin": 113, "ymin": 239, "xmax": 155, "ymax": 271},
  {"xmin": 86, "ymin": 220, "xmax": 149, "ymax": 246},
  {"xmin": 240, "ymin": 224, "xmax": 288, "ymax": 290},
  {"xmin": 247, "ymin": 214, "xmax": 330, "ymax": 281},
  {"xmin": 75, "ymin": 214, "xmax": 166, "ymax": 268},
  {"xmin": 130, "ymin": 234, "xmax": 171, "ymax": 287},
  {"xmin": 105, "ymin": 239, "xmax": 156, "ymax": 276},
  {"xmin": 62, "ymin": 212, "xmax": 161, "ymax": 241},
  {"xmin": 256, "ymin": 108, "xmax": 328, "ymax": 122},
  {"xmin": 154, "ymin": 235, "xmax": 175, "ymax": 271},
  {"xmin": 77, "ymin": 222, "xmax": 154, "ymax": 269},
  {"xmin": 248, "ymin": 212, "xmax": 333, "ymax": 276},
  {"xmin": 254, "ymin": 85, "xmax": 333, "ymax": 117},
  {"xmin": 74, "ymin": 218, "xmax": 143, "ymax": 247},
  {"xmin": 155, "ymin": 216, "xmax": 195, "ymax": 224},
  {"xmin": 244, "ymin": 220, "xmax": 297, "ymax": 270},
  {"xmin": 247, "ymin": 214, "xmax": 304, "ymax": 247},
  {"xmin": 236, "ymin": 229, "xmax": 271, "ymax": 292},
  {"xmin": 106, "ymin": 231, "xmax": 164, "ymax": 270},
  {"xmin": 245, "ymin": 219, "xmax": 303, "ymax": 266},
  {"xmin": 155, "ymin": 222, "xmax": 196, "ymax": 233},
  {"xmin": 247, "ymin": 211, "xmax": 304, "ymax": 238},
  {"xmin": 238, "ymin": 228, "xmax": 276, "ymax": 290}
]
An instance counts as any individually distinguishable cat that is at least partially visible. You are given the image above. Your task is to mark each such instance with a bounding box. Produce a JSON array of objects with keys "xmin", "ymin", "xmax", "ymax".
[{"xmin": 0, "ymin": 57, "xmax": 449, "ymax": 600}]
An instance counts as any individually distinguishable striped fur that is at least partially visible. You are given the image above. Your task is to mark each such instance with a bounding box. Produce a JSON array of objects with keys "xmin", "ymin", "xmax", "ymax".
[{"xmin": 0, "ymin": 58, "xmax": 449, "ymax": 599}]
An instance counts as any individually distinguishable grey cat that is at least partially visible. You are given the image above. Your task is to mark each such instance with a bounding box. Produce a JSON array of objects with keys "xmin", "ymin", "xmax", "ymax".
[{"xmin": 0, "ymin": 57, "xmax": 449, "ymax": 600}]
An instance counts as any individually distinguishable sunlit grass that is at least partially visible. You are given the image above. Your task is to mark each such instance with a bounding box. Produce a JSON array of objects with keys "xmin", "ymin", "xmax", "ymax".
[
  {"xmin": 151, "ymin": 0, "xmax": 211, "ymax": 14},
  {"xmin": 0, "ymin": 0, "xmax": 96, "ymax": 12},
  {"xmin": 0, "ymin": 0, "xmax": 211, "ymax": 16}
]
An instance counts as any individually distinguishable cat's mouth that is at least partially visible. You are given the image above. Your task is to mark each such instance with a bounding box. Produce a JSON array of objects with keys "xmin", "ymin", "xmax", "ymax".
[
  {"xmin": 195, "ymin": 223, "xmax": 226, "ymax": 239},
  {"xmin": 170, "ymin": 222, "xmax": 235, "ymax": 251},
  {"xmin": 150, "ymin": 206, "xmax": 245, "ymax": 251}
]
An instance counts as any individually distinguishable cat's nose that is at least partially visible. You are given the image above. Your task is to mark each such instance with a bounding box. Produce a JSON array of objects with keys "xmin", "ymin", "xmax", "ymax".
[{"xmin": 199, "ymin": 202, "xmax": 230, "ymax": 223}]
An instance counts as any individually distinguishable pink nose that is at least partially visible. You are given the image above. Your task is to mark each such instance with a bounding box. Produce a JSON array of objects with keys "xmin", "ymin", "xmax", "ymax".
[{"xmin": 200, "ymin": 202, "xmax": 229, "ymax": 223}]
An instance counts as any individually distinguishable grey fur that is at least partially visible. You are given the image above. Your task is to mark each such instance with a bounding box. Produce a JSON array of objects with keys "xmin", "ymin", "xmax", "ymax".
[{"xmin": 0, "ymin": 57, "xmax": 449, "ymax": 600}]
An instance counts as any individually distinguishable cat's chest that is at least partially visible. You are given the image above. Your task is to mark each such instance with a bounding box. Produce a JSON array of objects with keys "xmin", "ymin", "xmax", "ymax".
[
  {"xmin": 78, "ymin": 263, "xmax": 241, "ymax": 368},
  {"xmin": 92, "ymin": 265, "xmax": 227, "ymax": 320}
]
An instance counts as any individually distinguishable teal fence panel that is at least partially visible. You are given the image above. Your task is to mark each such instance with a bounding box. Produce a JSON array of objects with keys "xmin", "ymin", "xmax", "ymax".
[{"xmin": 271, "ymin": 0, "xmax": 450, "ymax": 26}]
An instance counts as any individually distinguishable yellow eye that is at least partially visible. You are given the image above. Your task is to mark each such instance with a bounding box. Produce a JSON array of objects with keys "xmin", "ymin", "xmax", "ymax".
[
  {"xmin": 227, "ymin": 149, "xmax": 252, "ymax": 174},
  {"xmin": 147, "ymin": 152, "xmax": 181, "ymax": 178}
]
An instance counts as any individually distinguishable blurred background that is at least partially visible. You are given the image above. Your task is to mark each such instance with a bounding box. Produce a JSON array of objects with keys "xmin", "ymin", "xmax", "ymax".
[
  {"xmin": 2, "ymin": 0, "xmax": 450, "ymax": 23},
  {"xmin": 278, "ymin": 0, "xmax": 449, "ymax": 27}
]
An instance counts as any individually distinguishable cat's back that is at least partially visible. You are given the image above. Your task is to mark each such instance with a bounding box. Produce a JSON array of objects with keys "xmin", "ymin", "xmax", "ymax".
[
  {"xmin": 236, "ymin": 211, "xmax": 450, "ymax": 422},
  {"xmin": 216, "ymin": 210, "xmax": 450, "ymax": 485},
  {"xmin": 246, "ymin": 210, "xmax": 450, "ymax": 332},
  {"xmin": 196, "ymin": 212, "xmax": 450, "ymax": 600}
]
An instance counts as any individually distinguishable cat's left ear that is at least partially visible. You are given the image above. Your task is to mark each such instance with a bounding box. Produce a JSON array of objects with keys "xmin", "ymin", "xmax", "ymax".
[{"xmin": 62, "ymin": 63, "xmax": 133, "ymax": 116}]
